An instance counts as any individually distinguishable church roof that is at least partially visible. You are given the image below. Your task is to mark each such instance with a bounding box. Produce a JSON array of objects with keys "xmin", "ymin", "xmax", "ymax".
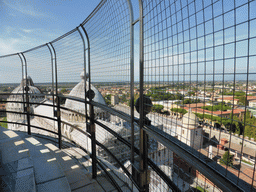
[
  {"xmin": 65, "ymin": 71, "xmax": 106, "ymax": 113},
  {"xmin": 10, "ymin": 76, "xmax": 41, "ymax": 96},
  {"xmin": 182, "ymin": 108, "xmax": 199, "ymax": 128}
]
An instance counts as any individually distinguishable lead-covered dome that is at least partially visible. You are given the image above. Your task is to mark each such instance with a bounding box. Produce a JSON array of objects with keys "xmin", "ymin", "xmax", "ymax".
[
  {"xmin": 182, "ymin": 108, "xmax": 199, "ymax": 129},
  {"xmin": 8, "ymin": 76, "xmax": 43, "ymax": 101},
  {"xmin": 7, "ymin": 76, "xmax": 44, "ymax": 130},
  {"xmin": 65, "ymin": 71, "xmax": 106, "ymax": 114}
]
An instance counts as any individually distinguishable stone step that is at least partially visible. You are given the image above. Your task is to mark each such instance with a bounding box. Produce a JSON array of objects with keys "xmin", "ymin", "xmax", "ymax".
[
  {"xmin": 47, "ymin": 146, "xmax": 105, "ymax": 191},
  {"xmin": 0, "ymin": 127, "xmax": 134, "ymax": 192},
  {"xmin": 43, "ymin": 143, "xmax": 123, "ymax": 192},
  {"xmin": 21, "ymin": 135, "xmax": 71, "ymax": 192},
  {"xmin": 0, "ymin": 127, "xmax": 36, "ymax": 192}
]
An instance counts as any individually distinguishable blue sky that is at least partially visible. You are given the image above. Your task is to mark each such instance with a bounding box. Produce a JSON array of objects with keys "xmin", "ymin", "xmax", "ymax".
[
  {"xmin": 0, "ymin": 0, "xmax": 101, "ymax": 55},
  {"xmin": 0, "ymin": 0, "xmax": 255, "ymax": 83}
]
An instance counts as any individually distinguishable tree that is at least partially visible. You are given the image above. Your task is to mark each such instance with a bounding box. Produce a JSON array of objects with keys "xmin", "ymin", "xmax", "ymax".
[
  {"xmin": 171, "ymin": 108, "xmax": 187, "ymax": 115},
  {"xmin": 60, "ymin": 88, "xmax": 67, "ymax": 94},
  {"xmin": 182, "ymin": 98, "xmax": 200, "ymax": 104},
  {"xmin": 104, "ymin": 94, "xmax": 111, "ymax": 105},
  {"xmin": 236, "ymin": 95, "xmax": 246, "ymax": 105},
  {"xmin": 188, "ymin": 91, "xmax": 195, "ymax": 96},
  {"xmin": 152, "ymin": 104, "xmax": 164, "ymax": 113},
  {"xmin": 220, "ymin": 151, "xmax": 234, "ymax": 167}
]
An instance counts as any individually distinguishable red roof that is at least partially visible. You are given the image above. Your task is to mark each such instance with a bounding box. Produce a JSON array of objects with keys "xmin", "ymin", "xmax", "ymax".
[{"xmin": 184, "ymin": 103, "xmax": 205, "ymax": 108}]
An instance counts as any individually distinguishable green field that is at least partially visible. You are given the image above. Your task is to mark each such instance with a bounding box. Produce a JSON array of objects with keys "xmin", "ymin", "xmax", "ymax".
[{"xmin": 0, "ymin": 117, "xmax": 8, "ymax": 129}]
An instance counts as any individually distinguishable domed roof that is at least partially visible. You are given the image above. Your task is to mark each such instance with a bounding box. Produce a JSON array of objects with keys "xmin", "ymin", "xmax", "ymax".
[
  {"xmin": 80, "ymin": 70, "xmax": 89, "ymax": 80},
  {"xmin": 65, "ymin": 71, "xmax": 106, "ymax": 113},
  {"xmin": 182, "ymin": 108, "xmax": 199, "ymax": 129},
  {"xmin": 11, "ymin": 76, "xmax": 41, "ymax": 95}
]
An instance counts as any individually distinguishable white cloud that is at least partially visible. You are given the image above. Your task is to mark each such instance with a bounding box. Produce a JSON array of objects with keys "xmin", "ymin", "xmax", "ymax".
[
  {"xmin": 0, "ymin": 25, "xmax": 62, "ymax": 55},
  {"xmin": 3, "ymin": 0, "xmax": 50, "ymax": 18},
  {"xmin": 22, "ymin": 29, "xmax": 34, "ymax": 33},
  {"xmin": 0, "ymin": 38, "xmax": 20, "ymax": 55}
]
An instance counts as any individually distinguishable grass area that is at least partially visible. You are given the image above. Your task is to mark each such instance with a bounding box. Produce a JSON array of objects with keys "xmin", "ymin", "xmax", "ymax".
[
  {"xmin": 242, "ymin": 160, "xmax": 253, "ymax": 165},
  {"xmin": 0, "ymin": 117, "xmax": 8, "ymax": 129},
  {"xmin": 195, "ymin": 186, "xmax": 209, "ymax": 192}
]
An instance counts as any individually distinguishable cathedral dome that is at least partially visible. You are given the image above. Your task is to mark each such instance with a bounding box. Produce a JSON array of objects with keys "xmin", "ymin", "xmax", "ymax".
[
  {"xmin": 8, "ymin": 76, "xmax": 42, "ymax": 101},
  {"xmin": 65, "ymin": 71, "xmax": 106, "ymax": 114},
  {"xmin": 7, "ymin": 76, "xmax": 44, "ymax": 130},
  {"xmin": 182, "ymin": 108, "xmax": 199, "ymax": 129}
]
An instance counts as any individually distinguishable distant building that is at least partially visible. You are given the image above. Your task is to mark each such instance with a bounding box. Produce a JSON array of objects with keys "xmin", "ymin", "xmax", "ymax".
[
  {"xmin": 8, "ymin": 71, "xmax": 141, "ymax": 166},
  {"xmin": 248, "ymin": 99, "xmax": 256, "ymax": 108},
  {"xmin": 111, "ymin": 95, "xmax": 119, "ymax": 105},
  {"xmin": 178, "ymin": 109, "xmax": 203, "ymax": 150},
  {"xmin": 6, "ymin": 76, "xmax": 44, "ymax": 130},
  {"xmin": 217, "ymin": 96, "xmax": 239, "ymax": 105}
]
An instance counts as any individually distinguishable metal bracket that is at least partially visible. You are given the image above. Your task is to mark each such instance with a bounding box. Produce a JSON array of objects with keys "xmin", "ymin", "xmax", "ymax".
[
  {"xmin": 87, "ymin": 123, "xmax": 95, "ymax": 134},
  {"xmin": 132, "ymin": 163, "xmax": 150, "ymax": 190},
  {"xmin": 54, "ymin": 110, "xmax": 60, "ymax": 117}
]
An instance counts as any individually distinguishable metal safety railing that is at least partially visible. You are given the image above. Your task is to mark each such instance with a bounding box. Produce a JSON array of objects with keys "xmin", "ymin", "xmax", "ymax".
[{"xmin": 1, "ymin": 0, "xmax": 256, "ymax": 191}]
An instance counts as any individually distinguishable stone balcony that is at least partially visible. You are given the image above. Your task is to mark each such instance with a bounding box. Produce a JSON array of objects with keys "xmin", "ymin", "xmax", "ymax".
[{"xmin": 0, "ymin": 126, "xmax": 132, "ymax": 192}]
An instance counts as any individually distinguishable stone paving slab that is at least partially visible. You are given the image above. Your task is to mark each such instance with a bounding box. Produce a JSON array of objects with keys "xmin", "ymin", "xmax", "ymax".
[
  {"xmin": 0, "ymin": 130, "xmax": 19, "ymax": 140},
  {"xmin": 72, "ymin": 181, "xmax": 105, "ymax": 192},
  {"xmin": 18, "ymin": 157, "xmax": 33, "ymax": 171},
  {"xmin": 50, "ymin": 151, "xmax": 83, "ymax": 172},
  {"xmin": 96, "ymin": 175, "xmax": 116, "ymax": 192},
  {"xmin": 0, "ymin": 138, "xmax": 30, "ymax": 164},
  {"xmin": 15, "ymin": 167, "xmax": 36, "ymax": 192},
  {"xmin": 1, "ymin": 173, "xmax": 17, "ymax": 191},
  {"xmin": 112, "ymin": 186, "xmax": 132, "ymax": 192},
  {"xmin": 64, "ymin": 167, "xmax": 92, "ymax": 186},
  {"xmin": 23, "ymin": 137, "xmax": 53, "ymax": 158},
  {"xmin": 69, "ymin": 177, "xmax": 95, "ymax": 191},
  {"xmin": 37, "ymin": 177, "xmax": 71, "ymax": 192},
  {"xmin": 0, "ymin": 127, "xmax": 131, "ymax": 192},
  {"xmin": 33, "ymin": 155, "xmax": 65, "ymax": 184},
  {"xmin": 2, "ymin": 160, "xmax": 18, "ymax": 173}
]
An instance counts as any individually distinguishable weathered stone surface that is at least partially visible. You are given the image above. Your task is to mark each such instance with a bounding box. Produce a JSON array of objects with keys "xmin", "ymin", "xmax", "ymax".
[{"xmin": 37, "ymin": 177, "xmax": 71, "ymax": 192}]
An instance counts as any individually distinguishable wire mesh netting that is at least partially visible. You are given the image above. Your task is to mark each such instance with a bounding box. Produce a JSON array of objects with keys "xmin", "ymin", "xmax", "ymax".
[
  {"xmin": 142, "ymin": 0, "xmax": 256, "ymax": 191},
  {"xmin": 0, "ymin": 0, "xmax": 256, "ymax": 191}
]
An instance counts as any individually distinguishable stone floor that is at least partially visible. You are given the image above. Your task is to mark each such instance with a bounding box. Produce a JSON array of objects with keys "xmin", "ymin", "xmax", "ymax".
[{"xmin": 0, "ymin": 126, "xmax": 132, "ymax": 191}]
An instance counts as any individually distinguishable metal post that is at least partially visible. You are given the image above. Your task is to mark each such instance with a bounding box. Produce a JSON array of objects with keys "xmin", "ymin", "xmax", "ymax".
[
  {"xmin": 17, "ymin": 53, "xmax": 26, "ymax": 127},
  {"xmin": 77, "ymin": 26, "xmax": 88, "ymax": 124},
  {"xmin": 138, "ymin": 1, "xmax": 149, "ymax": 191},
  {"xmin": 49, "ymin": 43, "xmax": 62, "ymax": 149},
  {"xmin": 20, "ymin": 53, "xmax": 31, "ymax": 135},
  {"xmin": 46, "ymin": 43, "xmax": 56, "ymax": 117},
  {"xmin": 80, "ymin": 24, "xmax": 97, "ymax": 179},
  {"xmin": 127, "ymin": 0, "xmax": 135, "ymax": 166}
]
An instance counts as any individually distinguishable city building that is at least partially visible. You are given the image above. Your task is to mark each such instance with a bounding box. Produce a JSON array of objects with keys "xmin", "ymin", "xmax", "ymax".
[{"xmin": 111, "ymin": 95, "xmax": 119, "ymax": 105}]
